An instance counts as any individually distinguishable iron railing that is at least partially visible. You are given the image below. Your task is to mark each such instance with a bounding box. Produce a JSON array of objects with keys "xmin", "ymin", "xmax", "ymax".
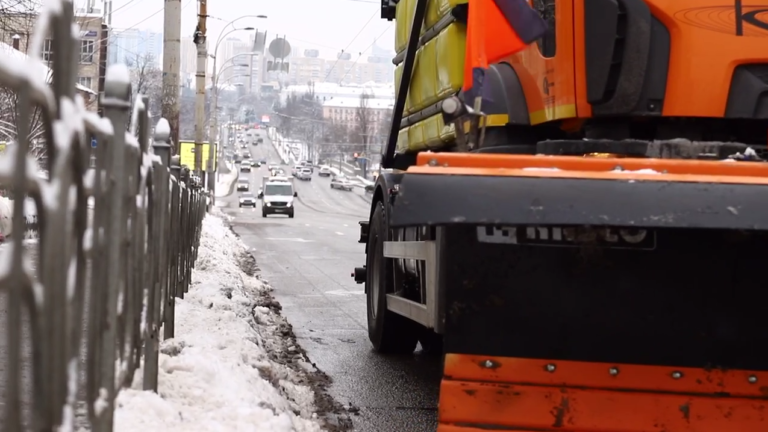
[{"xmin": 0, "ymin": 1, "xmax": 206, "ymax": 430}]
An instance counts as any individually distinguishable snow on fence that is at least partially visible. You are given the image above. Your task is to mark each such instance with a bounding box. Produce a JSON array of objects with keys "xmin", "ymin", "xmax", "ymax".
[{"xmin": 0, "ymin": 2, "xmax": 206, "ymax": 431}]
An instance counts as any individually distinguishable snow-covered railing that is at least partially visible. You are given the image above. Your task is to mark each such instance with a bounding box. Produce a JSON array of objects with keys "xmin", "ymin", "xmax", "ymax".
[{"xmin": 0, "ymin": 2, "xmax": 206, "ymax": 431}]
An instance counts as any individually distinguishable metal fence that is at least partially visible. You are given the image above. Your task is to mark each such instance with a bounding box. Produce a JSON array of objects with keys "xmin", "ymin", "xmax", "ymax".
[{"xmin": 0, "ymin": 1, "xmax": 207, "ymax": 431}]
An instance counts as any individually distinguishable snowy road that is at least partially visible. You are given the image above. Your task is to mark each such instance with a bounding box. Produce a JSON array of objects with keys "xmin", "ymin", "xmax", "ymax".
[{"xmin": 221, "ymin": 132, "xmax": 441, "ymax": 431}]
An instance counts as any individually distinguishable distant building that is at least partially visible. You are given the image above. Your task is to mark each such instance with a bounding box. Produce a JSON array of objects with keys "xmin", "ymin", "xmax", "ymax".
[
  {"xmin": 281, "ymin": 82, "xmax": 394, "ymax": 105},
  {"xmin": 278, "ymin": 40, "xmax": 394, "ymax": 87},
  {"xmin": 0, "ymin": 11, "xmax": 105, "ymax": 98},
  {"xmin": 107, "ymin": 28, "xmax": 162, "ymax": 67},
  {"xmin": 180, "ymin": 36, "xmax": 198, "ymax": 80},
  {"xmin": 322, "ymin": 96, "xmax": 394, "ymax": 132}
]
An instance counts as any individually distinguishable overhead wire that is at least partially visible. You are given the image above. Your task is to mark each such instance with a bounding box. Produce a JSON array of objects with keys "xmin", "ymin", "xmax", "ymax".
[
  {"xmin": 96, "ymin": 0, "xmax": 194, "ymax": 47},
  {"xmin": 336, "ymin": 24, "xmax": 392, "ymax": 84},
  {"xmin": 321, "ymin": 9, "xmax": 378, "ymax": 82}
]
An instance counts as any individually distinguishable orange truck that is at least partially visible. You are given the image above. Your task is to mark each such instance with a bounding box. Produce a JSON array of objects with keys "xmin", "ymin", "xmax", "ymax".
[{"xmin": 351, "ymin": 0, "xmax": 768, "ymax": 430}]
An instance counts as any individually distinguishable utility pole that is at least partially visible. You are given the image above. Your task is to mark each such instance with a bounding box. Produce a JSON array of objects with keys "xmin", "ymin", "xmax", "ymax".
[
  {"xmin": 194, "ymin": 0, "xmax": 208, "ymax": 181},
  {"xmin": 207, "ymin": 61, "xmax": 218, "ymax": 199},
  {"xmin": 162, "ymin": 0, "xmax": 182, "ymax": 149}
]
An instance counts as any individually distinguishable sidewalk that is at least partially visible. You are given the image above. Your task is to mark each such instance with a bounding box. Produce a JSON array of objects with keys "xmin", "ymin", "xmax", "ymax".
[{"xmin": 113, "ymin": 212, "xmax": 325, "ymax": 432}]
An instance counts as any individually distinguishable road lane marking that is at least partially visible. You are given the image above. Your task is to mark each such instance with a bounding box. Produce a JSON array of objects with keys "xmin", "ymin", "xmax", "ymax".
[
  {"xmin": 335, "ymin": 232, "xmax": 344, "ymax": 235},
  {"xmin": 264, "ymin": 238, "xmax": 314, "ymax": 242}
]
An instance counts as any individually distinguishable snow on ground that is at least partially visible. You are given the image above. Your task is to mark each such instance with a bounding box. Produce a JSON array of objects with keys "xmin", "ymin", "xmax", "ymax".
[
  {"xmin": 114, "ymin": 211, "xmax": 323, "ymax": 432},
  {"xmin": 215, "ymin": 162, "xmax": 238, "ymax": 198}
]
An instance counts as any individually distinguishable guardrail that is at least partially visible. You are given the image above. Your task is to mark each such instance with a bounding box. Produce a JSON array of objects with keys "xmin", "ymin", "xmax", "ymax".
[{"xmin": 0, "ymin": 2, "xmax": 206, "ymax": 430}]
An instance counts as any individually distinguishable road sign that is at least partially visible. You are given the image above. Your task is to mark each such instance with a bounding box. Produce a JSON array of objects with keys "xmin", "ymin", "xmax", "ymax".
[{"xmin": 91, "ymin": 138, "xmax": 97, "ymax": 148}]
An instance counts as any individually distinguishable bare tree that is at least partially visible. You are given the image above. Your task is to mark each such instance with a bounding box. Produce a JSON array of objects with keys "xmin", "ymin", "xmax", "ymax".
[
  {"xmin": 354, "ymin": 91, "xmax": 375, "ymax": 157},
  {"xmin": 320, "ymin": 120, "xmax": 350, "ymax": 160},
  {"xmin": 0, "ymin": 1, "xmax": 41, "ymax": 46},
  {"xmin": 126, "ymin": 53, "xmax": 163, "ymax": 121}
]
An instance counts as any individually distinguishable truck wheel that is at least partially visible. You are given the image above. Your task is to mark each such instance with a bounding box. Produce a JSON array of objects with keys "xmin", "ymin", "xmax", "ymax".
[
  {"xmin": 366, "ymin": 201, "xmax": 419, "ymax": 353},
  {"xmin": 262, "ymin": 211, "xmax": 267, "ymax": 218},
  {"xmin": 289, "ymin": 211, "xmax": 294, "ymax": 218}
]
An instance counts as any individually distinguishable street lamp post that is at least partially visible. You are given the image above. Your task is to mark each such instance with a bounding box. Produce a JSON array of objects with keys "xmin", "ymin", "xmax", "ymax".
[{"xmin": 207, "ymin": 14, "xmax": 267, "ymax": 202}]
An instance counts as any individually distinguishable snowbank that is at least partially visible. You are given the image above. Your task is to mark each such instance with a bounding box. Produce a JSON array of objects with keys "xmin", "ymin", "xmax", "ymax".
[
  {"xmin": 214, "ymin": 161, "xmax": 238, "ymax": 198},
  {"xmin": 114, "ymin": 212, "xmax": 323, "ymax": 432}
]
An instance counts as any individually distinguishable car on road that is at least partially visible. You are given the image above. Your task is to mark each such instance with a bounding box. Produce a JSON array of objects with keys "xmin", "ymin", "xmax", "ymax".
[
  {"xmin": 330, "ymin": 177, "xmax": 353, "ymax": 191},
  {"xmin": 238, "ymin": 192, "xmax": 257, "ymax": 207},
  {"xmin": 236, "ymin": 178, "xmax": 250, "ymax": 191},
  {"xmin": 292, "ymin": 164, "xmax": 302, "ymax": 177},
  {"xmin": 300, "ymin": 161, "xmax": 314, "ymax": 174},
  {"xmin": 318, "ymin": 165, "xmax": 332, "ymax": 177},
  {"xmin": 258, "ymin": 180, "xmax": 297, "ymax": 218},
  {"xmin": 296, "ymin": 168, "xmax": 312, "ymax": 181},
  {"xmin": 240, "ymin": 161, "xmax": 252, "ymax": 172},
  {"xmin": 259, "ymin": 158, "xmax": 267, "ymax": 165}
]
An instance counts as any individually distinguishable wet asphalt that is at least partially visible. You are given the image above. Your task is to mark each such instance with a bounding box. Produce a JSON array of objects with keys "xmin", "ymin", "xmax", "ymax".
[{"xmin": 221, "ymin": 132, "xmax": 443, "ymax": 432}]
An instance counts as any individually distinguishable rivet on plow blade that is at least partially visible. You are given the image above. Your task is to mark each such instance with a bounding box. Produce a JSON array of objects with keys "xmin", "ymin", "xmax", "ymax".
[{"xmin": 479, "ymin": 359, "xmax": 500, "ymax": 369}]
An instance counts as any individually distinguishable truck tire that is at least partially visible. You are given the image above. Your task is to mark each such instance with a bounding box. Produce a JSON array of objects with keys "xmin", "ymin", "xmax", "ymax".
[{"xmin": 366, "ymin": 201, "xmax": 420, "ymax": 353}]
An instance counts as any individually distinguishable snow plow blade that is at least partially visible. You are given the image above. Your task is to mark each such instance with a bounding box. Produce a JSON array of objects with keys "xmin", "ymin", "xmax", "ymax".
[
  {"xmin": 387, "ymin": 153, "xmax": 768, "ymax": 431},
  {"xmin": 389, "ymin": 153, "xmax": 768, "ymax": 229},
  {"xmin": 438, "ymin": 355, "xmax": 768, "ymax": 432}
]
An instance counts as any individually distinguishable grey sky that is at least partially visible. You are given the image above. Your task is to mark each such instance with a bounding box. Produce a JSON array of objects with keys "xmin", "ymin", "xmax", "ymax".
[{"xmin": 77, "ymin": 0, "xmax": 395, "ymax": 58}]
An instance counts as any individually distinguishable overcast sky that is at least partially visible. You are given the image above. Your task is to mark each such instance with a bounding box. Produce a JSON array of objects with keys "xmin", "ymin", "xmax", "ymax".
[{"xmin": 76, "ymin": 0, "xmax": 395, "ymax": 58}]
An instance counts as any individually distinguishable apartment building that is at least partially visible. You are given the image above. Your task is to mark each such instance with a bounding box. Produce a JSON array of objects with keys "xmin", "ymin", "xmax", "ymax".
[
  {"xmin": 108, "ymin": 28, "xmax": 162, "ymax": 67},
  {"xmin": 0, "ymin": 11, "xmax": 102, "ymax": 104}
]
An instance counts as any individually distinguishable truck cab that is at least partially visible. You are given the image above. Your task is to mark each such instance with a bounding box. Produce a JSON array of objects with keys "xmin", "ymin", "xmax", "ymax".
[{"xmin": 258, "ymin": 177, "xmax": 297, "ymax": 218}]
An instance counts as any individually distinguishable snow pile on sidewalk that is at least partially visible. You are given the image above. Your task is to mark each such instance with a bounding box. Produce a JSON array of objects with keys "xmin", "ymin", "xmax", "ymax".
[
  {"xmin": 214, "ymin": 161, "xmax": 238, "ymax": 198},
  {"xmin": 114, "ymin": 212, "xmax": 323, "ymax": 432}
]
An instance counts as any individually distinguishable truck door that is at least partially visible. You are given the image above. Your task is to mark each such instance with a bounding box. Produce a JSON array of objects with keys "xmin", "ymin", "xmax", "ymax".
[{"xmin": 504, "ymin": 0, "xmax": 577, "ymax": 125}]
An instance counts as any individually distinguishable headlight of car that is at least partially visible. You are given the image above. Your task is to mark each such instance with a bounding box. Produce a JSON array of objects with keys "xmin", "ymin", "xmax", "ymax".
[
  {"xmin": 287, "ymin": 202, "xmax": 293, "ymax": 207},
  {"xmin": 266, "ymin": 202, "xmax": 271, "ymax": 207}
]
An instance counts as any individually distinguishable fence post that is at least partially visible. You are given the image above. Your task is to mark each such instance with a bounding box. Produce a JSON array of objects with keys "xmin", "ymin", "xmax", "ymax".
[
  {"xmin": 96, "ymin": 64, "xmax": 133, "ymax": 432},
  {"xmin": 143, "ymin": 119, "xmax": 172, "ymax": 392},
  {"xmin": 164, "ymin": 156, "xmax": 182, "ymax": 339}
]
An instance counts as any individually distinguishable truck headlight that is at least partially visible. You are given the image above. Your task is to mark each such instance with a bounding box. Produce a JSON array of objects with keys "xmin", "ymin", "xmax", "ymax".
[
  {"xmin": 266, "ymin": 202, "xmax": 271, "ymax": 207},
  {"xmin": 287, "ymin": 202, "xmax": 292, "ymax": 207}
]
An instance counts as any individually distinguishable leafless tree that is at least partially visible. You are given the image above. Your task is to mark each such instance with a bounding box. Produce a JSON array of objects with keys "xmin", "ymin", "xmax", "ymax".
[
  {"xmin": 126, "ymin": 53, "xmax": 163, "ymax": 120},
  {"xmin": 320, "ymin": 120, "xmax": 351, "ymax": 159},
  {"xmin": 354, "ymin": 91, "xmax": 376, "ymax": 158},
  {"xmin": 0, "ymin": 1, "xmax": 40, "ymax": 44}
]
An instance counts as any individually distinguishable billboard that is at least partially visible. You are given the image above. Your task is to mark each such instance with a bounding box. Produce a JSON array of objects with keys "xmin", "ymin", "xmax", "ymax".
[
  {"xmin": 261, "ymin": 115, "xmax": 270, "ymax": 123},
  {"xmin": 179, "ymin": 141, "xmax": 217, "ymax": 172}
]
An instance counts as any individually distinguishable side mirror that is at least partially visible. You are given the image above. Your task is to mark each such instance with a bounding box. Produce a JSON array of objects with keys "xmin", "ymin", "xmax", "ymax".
[
  {"xmin": 293, "ymin": 191, "xmax": 298, "ymax": 197},
  {"xmin": 257, "ymin": 191, "xmax": 264, "ymax": 199}
]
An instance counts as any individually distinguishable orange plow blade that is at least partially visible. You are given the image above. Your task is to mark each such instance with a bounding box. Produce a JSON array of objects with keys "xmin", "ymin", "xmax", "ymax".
[{"xmin": 438, "ymin": 355, "xmax": 768, "ymax": 432}]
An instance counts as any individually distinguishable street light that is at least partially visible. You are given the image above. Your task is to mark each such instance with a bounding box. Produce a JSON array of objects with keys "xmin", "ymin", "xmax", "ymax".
[{"xmin": 206, "ymin": 14, "xmax": 267, "ymax": 200}]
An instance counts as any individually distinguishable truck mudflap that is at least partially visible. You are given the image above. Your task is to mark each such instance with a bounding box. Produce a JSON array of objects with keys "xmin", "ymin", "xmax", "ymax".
[
  {"xmin": 389, "ymin": 153, "xmax": 768, "ymax": 229},
  {"xmin": 438, "ymin": 355, "xmax": 768, "ymax": 431}
]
